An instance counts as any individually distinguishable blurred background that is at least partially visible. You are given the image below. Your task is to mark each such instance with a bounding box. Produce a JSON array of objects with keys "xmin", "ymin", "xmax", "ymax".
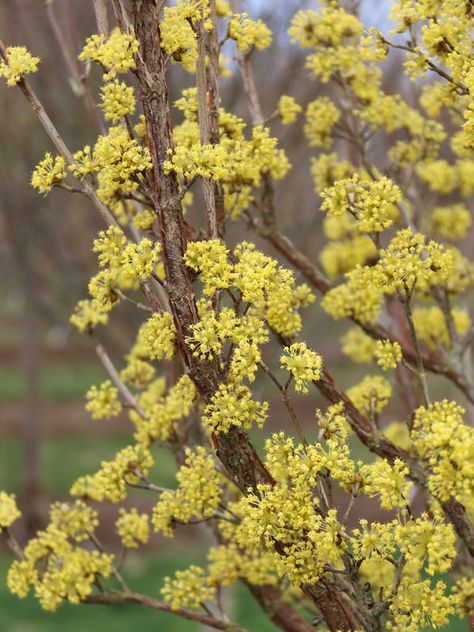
[{"xmin": 0, "ymin": 0, "xmax": 469, "ymax": 629}]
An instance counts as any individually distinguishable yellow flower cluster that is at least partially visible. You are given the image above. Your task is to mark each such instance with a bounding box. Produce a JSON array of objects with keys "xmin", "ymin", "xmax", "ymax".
[
  {"xmin": 71, "ymin": 445, "xmax": 153, "ymax": 503},
  {"xmin": 389, "ymin": 578, "xmax": 455, "ymax": 631},
  {"xmin": 412, "ymin": 400, "xmax": 474, "ymax": 507},
  {"xmin": 430, "ymin": 204, "xmax": 472, "ymax": 241},
  {"xmin": 347, "ymin": 375, "xmax": 392, "ymax": 415},
  {"xmin": 121, "ymin": 238, "xmax": 161, "ymax": 282},
  {"xmin": 278, "ymin": 95, "xmax": 301, "ymax": 125},
  {"xmin": 168, "ymin": 88, "xmax": 289, "ymax": 217},
  {"xmin": 390, "ymin": 0, "xmax": 474, "ymax": 149},
  {"xmin": 378, "ymin": 229, "xmax": 454, "ymax": 292},
  {"xmin": 289, "ymin": 6, "xmax": 363, "ymax": 82},
  {"xmin": 304, "ymin": 97, "xmax": 340, "ymax": 147},
  {"xmin": 130, "ymin": 374, "xmax": 197, "ymax": 445},
  {"xmin": 320, "ymin": 234, "xmax": 377, "ymax": 279},
  {"xmin": 322, "ymin": 266, "xmax": 385, "ymax": 324},
  {"xmin": 184, "ymin": 240, "xmax": 232, "ymax": 296},
  {"xmin": 7, "ymin": 501, "xmax": 112, "ymax": 612},
  {"xmin": 49, "ymin": 500, "xmax": 99, "ymax": 541},
  {"xmin": 341, "ymin": 327, "xmax": 376, "ymax": 363},
  {"xmin": 396, "ymin": 514, "xmax": 457, "ymax": 576},
  {"xmin": 454, "ymin": 577, "xmax": 474, "ymax": 616},
  {"xmin": 152, "ymin": 447, "xmax": 221, "ymax": 537},
  {"xmin": 204, "ymin": 383, "xmax": 268, "ymax": 434},
  {"xmin": 375, "ymin": 339, "xmax": 402, "ymax": 371},
  {"xmin": 70, "ymin": 299, "xmax": 109, "ymax": 334},
  {"xmin": 116, "ymin": 508, "xmax": 149, "ymax": 548},
  {"xmin": 88, "ymin": 270, "xmax": 120, "ymax": 311},
  {"xmin": 31, "ymin": 153, "xmax": 67, "ymax": 195},
  {"xmin": 0, "ymin": 492, "xmax": 20, "ymax": 529},
  {"xmin": 185, "ymin": 240, "xmax": 313, "ymax": 347},
  {"xmin": 93, "ymin": 226, "xmax": 126, "ymax": 265},
  {"xmin": 228, "ymin": 13, "xmax": 272, "ymax": 52},
  {"xmin": 207, "ymin": 543, "xmax": 278, "ymax": 588},
  {"xmin": 412, "ymin": 306, "xmax": 471, "ymax": 351},
  {"xmin": 99, "ymin": 79, "xmax": 135, "ymax": 123},
  {"xmin": 159, "ymin": 0, "xmax": 214, "ymax": 72},
  {"xmin": 320, "ymin": 175, "xmax": 401, "ymax": 233},
  {"xmin": 71, "ymin": 124, "xmax": 152, "ymax": 207},
  {"xmin": 0, "ymin": 46, "xmax": 39, "ymax": 86},
  {"xmin": 161, "ymin": 565, "xmax": 215, "ymax": 610},
  {"xmin": 73, "ymin": 230, "xmax": 163, "ymax": 335},
  {"xmin": 166, "ymin": 123, "xmax": 289, "ymax": 210},
  {"xmin": 310, "ymin": 152, "xmax": 353, "ymax": 194},
  {"xmin": 93, "ymin": 227, "xmax": 160, "ymax": 287},
  {"xmin": 79, "ymin": 28, "xmax": 138, "ymax": 79},
  {"xmin": 280, "ymin": 343, "xmax": 323, "ymax": 393},
  {"xmin": 232, "ymin": 241, "xmax": 314, "ymax": 336},
  {"xmin": 85, "ymin": 380, "xmax": 122, "ymax": 420},
  {"xmin": 136, "ymin": 312, "xmax": 176, "ymax": 361},
  {"xmin": 233, "ymin": 484, "xmax": 343, "ymax": 586},
  {"xmin": 120, "ymin": 357, "xmax": 154, "ymax": 390},
  {"xmin": 322, "ymin": 229, "xmax": 454, "ymax": 324},
  {"xmin": 361, "ymin": 458, "xmax": 411, "ymax": 510}
]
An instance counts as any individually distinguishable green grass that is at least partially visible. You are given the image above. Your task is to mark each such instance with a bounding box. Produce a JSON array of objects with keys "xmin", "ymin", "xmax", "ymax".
[{"xmin": 0, "ymin": 363, "xmax": 106, "ymax": 403}]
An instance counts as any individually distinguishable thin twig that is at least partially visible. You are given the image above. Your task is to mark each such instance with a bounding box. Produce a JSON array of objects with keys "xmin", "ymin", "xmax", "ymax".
[
  {"xmin": 259, "ymin": 361, "xmax": 308, "ymax": 447},
  {"xmin": 399, "ymin": 288, "xmax": 430, "ymax": 407},
  {"xmin": 89, "ymin": 533, "xmax": 130, "ymax": 593},
  {"xmin": 0, "ymin": 40, "xmax": 117, "ymax": 227},
  {"xmin": 116, "ymin": 290, "xmax": 154, "ymax": 313},
  {"xmin": 93, "ymin": 0, "xmax": 109, "ymax": 36},
  {"xmin": 95, "ymin": 342, "xmax": 146, "ymax": 416},
  {"xmin": 2, "ymin": 528, "xmax": 25, "ymax": 560}
]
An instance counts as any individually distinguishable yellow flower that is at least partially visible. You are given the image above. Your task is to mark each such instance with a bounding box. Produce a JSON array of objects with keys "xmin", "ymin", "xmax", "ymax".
[
  {"xmin": 71, "ymin": 445, "xmax": 153, "ymax": 503},
  {"xmin": 99, "ymin": 79, "xmax": 135, "ymax": 122},
  {"xmin": 31, "ymin": 153, "xmax": 66, "ymax": 195},
  {"xmin": 0, "ymin": 46, "xmax": 39, "ymax": 86},
  {"xmin": 320, "ymin": 175, "xmax": 401, "ymax": 233},
  {"xmin": 341, "ymin": 328, "xmax": 376, "ymax": 363},
  {"xmin": 161, "ymin": 565, "xmax": 215, "ymax": 610},
  {"xmin": 347, "ymin": 375, "xmax": 392, "ymax": 415},
  {"xmin": 304, "ymin": 97, "xmax": 340, "ymax": 147},
  {"xmin": 116, "ymin": 508, "xmax": 149, "ymax": 548},
  {"xmin": 137, "ymin": 312, "xmax": 176, "ymax": 361},
  {"xmin": 79, "ymin": 28, "xmax": 138, "ymax": 78},
  {"xmin": 70, "ymin": 299, "xmax": 109, "ymax": 334},
  {"xmin": 361, "ymin": 458, "xmax": 412, "ymax": 510},
  {"xmin": 0, "ymin": 492, "xmax": 21, "ymax": 529},
  {"xmin": 228, "ymin": 13, "xmax": 272, "ymax": 52},
  {"xmin": 278, "ymin": 95, "xmax": 302, "ymax": 124},
  {"xmin": 121, "ymin": 238, "xmax": 161, "ymax": 282},
  {"xmin": 204, "ymin": 383, "xmax": 268, "ymax": 434},
  {"xmin": 184, "ymin": 240, "xmax": 232, "ymax": 296},
  {"xmin": 152, "ymin": 447, "xmax": 221, "ymax": 537},
  {"xmin": 375, "ymin": 340, "xmax": 402, "ymax": 371},
  {"xmin": 430, "ymin": 204, "xmax": 472, "ymax": 241},
  {"xmin": 280, "ymin": 342, "xmax": 323, "ymax": 393},
  {"xmin": 85, "ymin": 380, "xmax": 122, "ymax": 420}
]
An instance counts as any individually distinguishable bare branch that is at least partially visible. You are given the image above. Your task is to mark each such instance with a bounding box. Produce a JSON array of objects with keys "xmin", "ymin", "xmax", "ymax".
[
  {"xmin": 85, "ymin": 591, "xmax": 249, "ymax": 632},
  {"xmin": 93, "ymin": 0, "xmax": 109, "ymax": 36}
]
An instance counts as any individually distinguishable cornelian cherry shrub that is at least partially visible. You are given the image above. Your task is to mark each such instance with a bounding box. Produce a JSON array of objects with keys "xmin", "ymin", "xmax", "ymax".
[{"xmin": 1, "ymin": 1, "xmax": 474, "ymax": 630}]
